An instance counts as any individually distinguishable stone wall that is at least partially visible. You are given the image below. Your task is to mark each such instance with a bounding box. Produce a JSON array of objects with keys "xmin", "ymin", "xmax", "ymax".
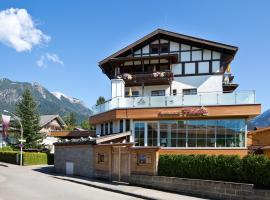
[
  {"xmin": 54, "ymin": 144, "xmax": 94, "ymax": 177},
  {"xmin": 130, "ymin": 175, "xmax": 270, "ymax": 200}
]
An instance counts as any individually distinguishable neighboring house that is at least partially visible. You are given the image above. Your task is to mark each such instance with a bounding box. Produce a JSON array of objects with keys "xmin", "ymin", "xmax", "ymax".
[
  {"xmin": 0, "ymin": 114, "xmax": 66, "ymax": 150},
  {"xmin": 248, "ymin": 126, "xmax": 270, "ymax": 157},
  {"xmin": 39, "ymin": 115, "xmax": 66, "ymax": 133},
  {"xmin": 89, "ymin": 29, "xmax": 261, "ymax": 156},
  {"xmin": 39, "ymin": 115, "xmax": 66, "ymax": 152}
]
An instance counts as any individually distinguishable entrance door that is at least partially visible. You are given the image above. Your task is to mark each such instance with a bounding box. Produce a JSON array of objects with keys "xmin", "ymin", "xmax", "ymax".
[
  {"xmin": 66, "ymin": 161, "xmax": 74, "ymax": 175},
  {"xmin": 111, "ymin": 146, "xmax": 130, "ymax": 182}
]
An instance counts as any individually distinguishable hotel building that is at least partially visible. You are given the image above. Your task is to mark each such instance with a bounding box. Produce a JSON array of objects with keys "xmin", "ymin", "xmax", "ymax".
[{"xmin": 89, "ymin": 29, "xmax": 261, "ymax": 155}]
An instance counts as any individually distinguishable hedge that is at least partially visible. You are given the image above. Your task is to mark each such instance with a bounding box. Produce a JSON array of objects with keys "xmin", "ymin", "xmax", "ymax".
[
  {"xmin": 158, "ymin": 154, "xmax": 270, "ymax": 188},
  {"xmin": 0, "ymin": 150, "xmax": 54, "ymax": 165},
  {"xmin": 23, "ymin": 152, "xmax": 54, "ymax": 165},
  {"xmin": 0, "ymin": 151, "xmax": 19, "ymax": 164}
]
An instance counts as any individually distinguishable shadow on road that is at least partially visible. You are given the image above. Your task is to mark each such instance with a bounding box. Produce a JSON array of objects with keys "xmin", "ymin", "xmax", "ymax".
[
  {"xmin": 32, "ymin": 165, "xmax": 128, "ymax": 187},
  {"xmin": 0, "ymin": 163, "xmax": 8, "ymax": 167}
]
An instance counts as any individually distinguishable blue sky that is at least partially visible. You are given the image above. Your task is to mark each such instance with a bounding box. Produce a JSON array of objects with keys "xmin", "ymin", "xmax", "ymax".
[{"xmin": 0, "ymin": 0, "xmax": 269, "ymax": 111}]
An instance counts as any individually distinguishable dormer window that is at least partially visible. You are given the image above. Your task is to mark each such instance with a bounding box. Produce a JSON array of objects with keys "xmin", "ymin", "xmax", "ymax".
[{"xmin": 150, "ymin": 44, "xmax": 169, "ymax": 54}]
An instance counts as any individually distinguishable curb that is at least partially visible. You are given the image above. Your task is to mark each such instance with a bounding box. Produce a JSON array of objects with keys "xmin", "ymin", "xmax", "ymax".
[{"xmin": 53, "ymin": 176, "xmax": 159, "ymax": 200}]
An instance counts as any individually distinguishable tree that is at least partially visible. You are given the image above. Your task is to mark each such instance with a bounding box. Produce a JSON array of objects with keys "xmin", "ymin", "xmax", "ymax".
[
  {"xmin": 64, "ymin": 112, "xmax": 77, "ymax": 130},
  {"xmin": 96, "ymin": 96, "xmax": 105, "ymax": 106},
  {"xmin": 80, "ymin": 119, "xmax": 94, "ymax": 130},
  {"xmin": 15, "ymin": 88, "xmax": 43, "ymax": 149}
]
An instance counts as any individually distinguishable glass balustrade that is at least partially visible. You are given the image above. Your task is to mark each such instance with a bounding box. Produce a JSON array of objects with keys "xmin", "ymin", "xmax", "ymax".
[{"xmin": 91, "ymin": 91, "xmax": 256, "ymax": 115}]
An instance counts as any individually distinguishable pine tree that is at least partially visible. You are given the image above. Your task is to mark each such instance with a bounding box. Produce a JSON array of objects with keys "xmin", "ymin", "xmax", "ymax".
[
  {"xmin": 15, "ymin": 88, "xmax": 43, "ymax": 149},
  {"xmin": 96, "ymin": 96, "xmax": 105, "ymax": 105},
  {"xmin": 64, "ymin": 112, "xmax": 77, "ymax": 130}
]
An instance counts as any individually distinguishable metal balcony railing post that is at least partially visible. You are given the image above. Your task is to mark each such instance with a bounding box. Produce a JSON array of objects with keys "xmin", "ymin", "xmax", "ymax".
[
  {"xmin": 199, "ymin": 94, "xmax": 202, "ymax": 105},
  {"xmin": 182, "ymin": 95, "xmax": 184, "ymax": 106},
  {"xmin": 149, "ymin": 96, "xmax": 151, "ymax": 107},
  {"xmin": 165, "ymin": 96, "xmax": 167, "ymax": 107},
  {"xmin": 235, "ymin": 93, "xmax": 237, "ymax": 104},
  {"xmin": 217, "ymin": 93, "xmax": 219, "ymax": 105}
]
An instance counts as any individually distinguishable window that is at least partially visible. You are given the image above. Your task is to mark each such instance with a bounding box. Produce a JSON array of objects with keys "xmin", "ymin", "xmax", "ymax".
[
  {"xmin": 138, "ymin": 154, "xmax": 147, "ymax": 164},
  {"xmin": 151, "ymin": 90, "xmax": 165, "ymax": 96},
  {"xmin": 173, "ymin": 89, "xmax": 177, "ymax": 96},
  {"xmin": 120, "ymin": 120, "xmax": 123, "ymax": 133},
  {"xmin": 160, "ymin": 44, "xmax": 169, "ymax": 53},
  {"xmin": 125, "ymin": 91, "xmax": 139, "ymax": 97},
  {"xmin": 183, "ymin": 89, "xmax": 197, "ymax": 95},
  {"xmin": 134, "ymin": 119, "xmax": 246, "ymax": 148},
  {"xmin": 147, "ymin": 122, "xmax": 158, "ymax": 146},
  {"xmin": 135, "ymin": 122, "xmax": 145, "ymax": 146},
  {"xmin": 150, "ymin": 44, "xmax": 169, "ymax": 54},
  {"xmin": 110, "ymin": 121, "xmax": 113, "ymax": 134},
  {"xmin": 126, "ymin": 119, "xmax": 130, "ymax": 131},
  {"xmin": 105, "ymin": 123, "xmax": 108, "ymax": 135},
  {"xmin": 98, "ymin": 154, "xmax": 105, "ymax": 163},
  {"xmin": 212, "ymin": 61, "xmax": 220, "ymax": 73},
  {"xmin": 101, "ymin": 124, "xmax": 104, "ymax": 135},
  {"xmin": 150, "ymin": 45, "xmax": 159, "ymax": 54},
  {"xmin": 184, "ymin": 63, "xmax": 196, "ymax": 74}
]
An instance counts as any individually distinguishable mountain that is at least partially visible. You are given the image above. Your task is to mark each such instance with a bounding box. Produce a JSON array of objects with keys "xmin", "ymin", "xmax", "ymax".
[
  {"xmin": 248, "ymin": 109, "xmax": 270, "ymax": 130},
  {"xmin": 0, "ymin": 78, "xmax": 92, "ymax": 124}
]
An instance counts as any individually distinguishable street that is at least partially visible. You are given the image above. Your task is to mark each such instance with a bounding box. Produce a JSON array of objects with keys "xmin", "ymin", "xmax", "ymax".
[
  {"xmin": 0, "ymin": 163, "xmax": 207, "ymax": 200},
  {"xmin": 0, "ymin": 163, "xmax": 140, "ymax": 200}
]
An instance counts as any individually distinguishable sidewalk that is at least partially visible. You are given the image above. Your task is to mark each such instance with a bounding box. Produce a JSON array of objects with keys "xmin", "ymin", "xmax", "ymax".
[{"xmin": 52, "ymin": 174, "xmax": 208, "ymax": 200}]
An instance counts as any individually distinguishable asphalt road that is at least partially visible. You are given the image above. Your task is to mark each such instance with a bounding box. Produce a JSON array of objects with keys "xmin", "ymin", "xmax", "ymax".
[{"xmin": 0, "ymin": 163, "xmax": 140, "ymax": 200}]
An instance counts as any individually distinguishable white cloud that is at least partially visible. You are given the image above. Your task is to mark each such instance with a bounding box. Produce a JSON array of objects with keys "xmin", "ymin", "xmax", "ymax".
[
  {"xmin": 37, "ymin": 53, "xmax": 64, "ymax": 68},
  {"xmin": 0, "ymin": 8, "xmax": 50, "ymax": 52}
]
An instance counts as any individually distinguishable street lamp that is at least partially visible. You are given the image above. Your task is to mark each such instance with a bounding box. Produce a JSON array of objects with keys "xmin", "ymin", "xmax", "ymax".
[{"xmin": 3, "ymin": 110, "xmax": 24, "ymax": 166}]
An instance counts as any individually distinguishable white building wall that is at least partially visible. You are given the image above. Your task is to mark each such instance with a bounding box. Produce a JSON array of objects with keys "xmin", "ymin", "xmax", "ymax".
[
  {"xmin": 111, "ymin": 79, "xmax": 125, "ymax": 98},
  {"xmin": 124, "ymin": 75, "xmax": 222, "ymax": 97},
  {"xmin": 172, "ymin": 75, "xmax": 223, "ymax": 94}
]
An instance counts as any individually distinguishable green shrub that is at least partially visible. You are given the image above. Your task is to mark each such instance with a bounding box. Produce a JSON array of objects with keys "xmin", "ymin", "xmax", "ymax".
[
  {"xmin": 23, "ymin": 152, "xmax": 54, "ymax": 165},
  {"xmin": 158, "ymin": 154, "xmax": 270, "ymax": 188},
  {"xmin": 0, "ymin": 151, "xmax": 19, "ymax": 164},
  {"xmin": 0, "ymin": 146, "xmax": 16, "ymax": 152}
]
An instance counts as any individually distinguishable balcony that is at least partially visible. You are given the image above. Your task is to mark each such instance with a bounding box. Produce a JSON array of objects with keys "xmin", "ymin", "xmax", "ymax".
[
  {"xmin": 223, "ymin": 74, "xmax": 238, "ymax": 92},
  {"xmin": 119, "ymin": 71, "xmax": 173, "ymax": 86},
  {"xmin": 91, "ymin": 91, "xmax": 256, "ymax": 116}
]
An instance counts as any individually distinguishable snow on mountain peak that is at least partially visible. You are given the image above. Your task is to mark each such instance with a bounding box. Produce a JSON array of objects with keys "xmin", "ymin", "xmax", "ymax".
[{"xmin": 52, "ymin": 92, "xmax": 81, "ymax": 104}]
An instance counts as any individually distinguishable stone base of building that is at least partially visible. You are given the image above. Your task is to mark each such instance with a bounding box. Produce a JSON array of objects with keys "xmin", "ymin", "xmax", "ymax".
[{"xmin": 130, "ymin": 175, "xmax": 270, "ymax": 200}]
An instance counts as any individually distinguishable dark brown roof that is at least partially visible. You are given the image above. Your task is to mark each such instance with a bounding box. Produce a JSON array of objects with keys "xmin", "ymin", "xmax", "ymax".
[
  {"xmin": 54, "ymin": 131, "xmax": 131, "ymax": 146},
  {"xmin": 99, "ymin": 28, "xmax": 238, "ymax": 66},
  {"xmin": 49, "ymin": 130, "xmax": 96, "ymax": 138}
]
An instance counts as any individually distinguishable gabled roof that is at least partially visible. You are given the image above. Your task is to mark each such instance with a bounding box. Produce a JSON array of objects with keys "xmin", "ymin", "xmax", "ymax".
[
  {"xmin": 39, "ymin": 115, "xmax": 66, "ymax": 128},
  {"xmin": 99, "ymin": 28, "xmax": 238, "ymax": 66}
]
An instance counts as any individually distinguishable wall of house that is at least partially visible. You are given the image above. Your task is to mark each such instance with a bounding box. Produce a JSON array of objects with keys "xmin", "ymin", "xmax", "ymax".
[
  {"xmin": 124, "ymin": 74, "xmax": 222, "ymax": 97},
  {"xmin": 54, "ymin": 144, "xmax": 94, "ymax": 177}
]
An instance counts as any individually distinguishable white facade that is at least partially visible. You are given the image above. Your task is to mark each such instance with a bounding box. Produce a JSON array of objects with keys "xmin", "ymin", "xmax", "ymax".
[
  {"xmin": 111, "ymin": 79, "xmax": 125, "ymax": 98},
  {"xmin": 124, "ymin": 75, "xmax": 223, "ymax": 97}
]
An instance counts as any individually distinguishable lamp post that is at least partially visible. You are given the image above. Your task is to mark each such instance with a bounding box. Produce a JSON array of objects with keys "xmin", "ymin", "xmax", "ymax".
[{"xmin": 3, "ymin": 110, "xmax": 24, "ymax": 166}]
